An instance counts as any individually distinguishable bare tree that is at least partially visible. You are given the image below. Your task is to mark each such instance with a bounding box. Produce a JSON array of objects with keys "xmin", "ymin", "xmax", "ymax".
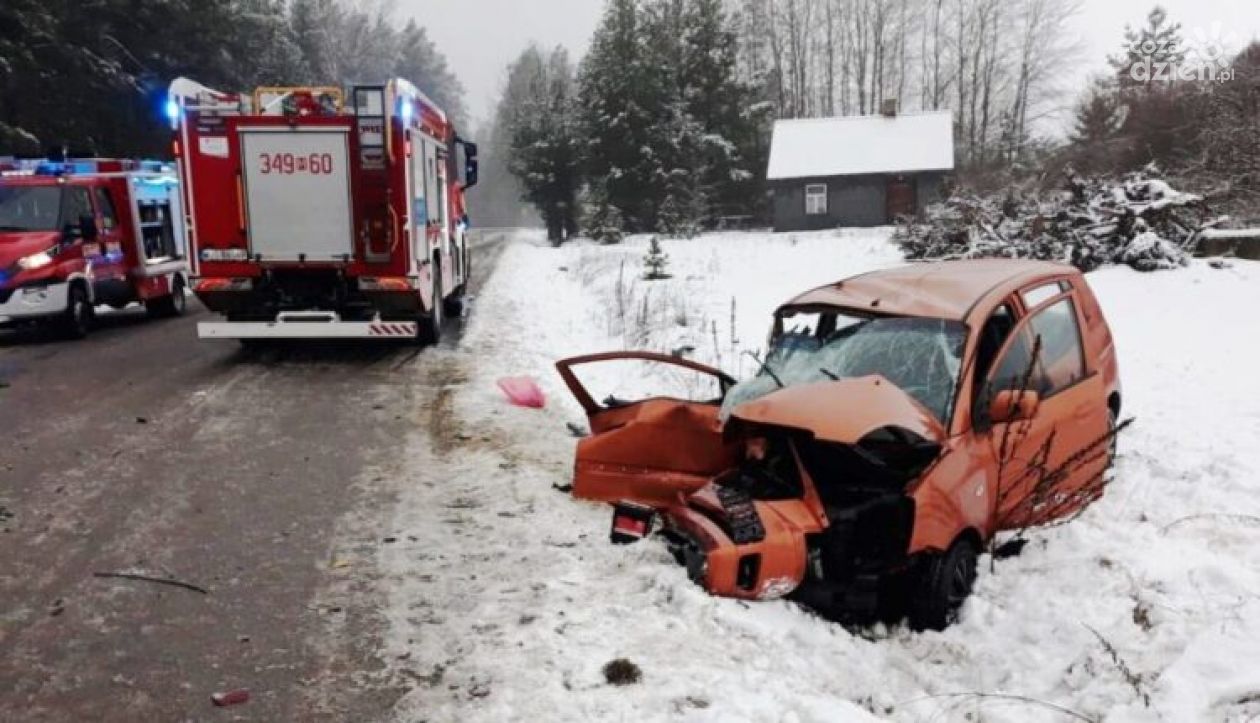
[{"xmin": 729, "ymin": 0, "xmax": 1082, "ymax": 170}]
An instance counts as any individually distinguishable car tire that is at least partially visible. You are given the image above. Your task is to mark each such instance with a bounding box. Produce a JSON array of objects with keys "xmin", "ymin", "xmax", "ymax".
[
  {"xmin": 909, "ymin": 537, "xmax": 978, "ymax": 631},
  {"xmin": 418, "ymin": 270, "xmax": 443, "ymax": 345},
  {"xmin": 58, "ymin": 284, "xmax": 94, "ymax": 339}
]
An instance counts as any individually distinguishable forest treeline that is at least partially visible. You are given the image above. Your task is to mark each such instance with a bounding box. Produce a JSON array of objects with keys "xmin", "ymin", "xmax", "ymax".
[
  {"xmin": 3, "ymin": 1, "xmax": 1255, "ymax": 234},
  {"xmin": 0, "ymin": 0, "xmax": 463, "ymax": 158},
  {"xmin": 494, "ymin": 1, "xmax": 1260, "ymax": 240}
]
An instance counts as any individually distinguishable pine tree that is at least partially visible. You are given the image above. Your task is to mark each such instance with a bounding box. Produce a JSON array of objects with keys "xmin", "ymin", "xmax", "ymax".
[
  {"xmin": 0, "ymin": 0, "xmax": 54, "ymax": 153},
  {"xmin": 579, "ymin": 0, "xmax": 760, "ymax": 234},
  {"xmin": 670, "ymin": 0, "xmax": 759, "ymax": 219},
  {"xmin": 1108, "ymin": 6, "xmax": 1186, "ymax": 92},
  {"xmin": 578, "ymin": 0, "xmax": 663, "ymax": 231},
  {"xmin": 290, "ymin": 0, "xmax": 343, "ymax": 82},
  {"xmin": 643, "ymin": 236, "xmax": 671, "ymax": 280},
  {"xmin": 582, "ymin": 180, "xmax": 625, "ymax": 244},
  {"xmin": 502, "ymin": 46, "xmax": 581, "ymax": 243},
  {"xmin": 1072, "ymin": 79, "xmax": 1124, "ymax": 145},
  {"xmin": 395, "ymin": 20, "xmax": 467, "ymax": 125},
  {"xmin": 236, "ymin": 0, "xmax": 308, "ymax": 87}
]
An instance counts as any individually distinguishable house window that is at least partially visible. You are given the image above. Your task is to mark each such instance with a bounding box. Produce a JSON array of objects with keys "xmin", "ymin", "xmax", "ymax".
[{"xmin": 805, "ymin": 184, "xmax": 828, "ymax": 215}]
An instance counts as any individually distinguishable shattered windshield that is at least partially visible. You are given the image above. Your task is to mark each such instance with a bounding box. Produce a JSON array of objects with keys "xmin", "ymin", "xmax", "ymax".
[
  {"xmin": 720, "ymin": 311, "xmax": 967, "ymax": 424},
  {"xmin": 0, "ymin": 186, "xmax": 62, "ymax": 232}
]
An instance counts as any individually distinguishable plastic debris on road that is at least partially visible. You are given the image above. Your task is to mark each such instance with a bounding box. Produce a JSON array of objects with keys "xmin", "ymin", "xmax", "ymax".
[
  {"xmin": 496, "ymin": 376, "xmax": 545, "ymax": 409},
  {"xmin": 211, "ymin": 689, "xmax": 250, "ymax": 707}
]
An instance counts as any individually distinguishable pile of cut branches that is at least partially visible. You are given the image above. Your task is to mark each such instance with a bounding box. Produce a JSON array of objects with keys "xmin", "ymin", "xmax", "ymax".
[{"xmin": 895, "ymin": 166, "xmax": 1221, "ymax": 272}]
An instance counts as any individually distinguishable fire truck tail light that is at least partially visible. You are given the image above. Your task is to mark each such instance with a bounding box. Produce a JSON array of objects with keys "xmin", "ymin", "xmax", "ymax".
[
  {"xmin": 200, "ymin": 248, "xmax": 250, "ymax": 262},
  {"xmin": 194, "ymin": 278, "xmax": 253, "ymax": 293},
  {"xmin": 358, "ymin": 276, "xmax": 413, "ymax": 292}
]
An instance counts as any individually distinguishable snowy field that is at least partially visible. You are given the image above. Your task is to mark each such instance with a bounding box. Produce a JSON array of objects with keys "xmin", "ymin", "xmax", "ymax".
[{"xmin": 380, "ymin": 229, "xmax": 1260, "ymax": 722}]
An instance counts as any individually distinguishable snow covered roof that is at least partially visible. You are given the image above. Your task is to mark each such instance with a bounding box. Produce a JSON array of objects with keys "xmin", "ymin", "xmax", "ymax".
[{"xmin": 766, "ymin": 111, "xmax": 955, "ymax": 180}]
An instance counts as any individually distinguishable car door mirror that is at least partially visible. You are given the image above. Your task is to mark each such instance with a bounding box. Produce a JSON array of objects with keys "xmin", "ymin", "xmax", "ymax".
[
  {"xmin": 989, "ymin": 389, "xmax": 1039, "ymax": 424},
  {"xmin": 458, "ymin": 139, "xmax": 478, "ymax": 189}
]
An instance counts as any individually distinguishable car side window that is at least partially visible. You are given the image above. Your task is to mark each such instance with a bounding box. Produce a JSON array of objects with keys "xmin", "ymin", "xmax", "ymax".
[
  {"xmin": 95, "ymin": 188, "xmax": 118, "ymax": 231},
  {"xmin": 59, "ymin": 187, "xmax": 94, "ymax": 237},
  {"xmin": 988, "ymin": 328, "xmax": 1044, "ymax": 395},
  {"xmin": 1027, "ymin": 297, "xmax": 1087, "ymax": 396},
  {"xmin": 972, "ymin": 302, "xmax": 1016, "ymax": 394},
  {"xmin": 974, "ymin": 323, "xmax": 1045, "ymax": 426}
]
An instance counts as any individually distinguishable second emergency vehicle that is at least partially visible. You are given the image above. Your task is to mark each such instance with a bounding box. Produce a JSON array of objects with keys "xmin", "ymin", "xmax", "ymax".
[{"xmin": 0, "ymin": 159, "xmax": 189, "ymax": 338}]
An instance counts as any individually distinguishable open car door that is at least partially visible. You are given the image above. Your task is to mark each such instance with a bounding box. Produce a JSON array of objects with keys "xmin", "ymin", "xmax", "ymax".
[{"xmin": 556, "ymin": 351, "xmax": 739, "ymax": 508}]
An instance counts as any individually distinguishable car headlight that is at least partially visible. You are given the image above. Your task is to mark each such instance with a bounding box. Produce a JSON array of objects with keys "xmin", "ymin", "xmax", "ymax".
[{"xmin": 16, "ymin": 249, "xmax": 56, "ymax": 271}]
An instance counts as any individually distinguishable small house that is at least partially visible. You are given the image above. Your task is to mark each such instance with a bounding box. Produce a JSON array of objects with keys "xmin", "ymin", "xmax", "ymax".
[{"xmin": 766, "ymin": 109, "xmax": 954, "ymax": 231}]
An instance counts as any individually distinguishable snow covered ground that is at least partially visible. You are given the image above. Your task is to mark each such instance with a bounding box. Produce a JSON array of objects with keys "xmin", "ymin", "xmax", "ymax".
[{"xmin": 379, "ymin": 229, "xmax": 1260, "ymax": 722}]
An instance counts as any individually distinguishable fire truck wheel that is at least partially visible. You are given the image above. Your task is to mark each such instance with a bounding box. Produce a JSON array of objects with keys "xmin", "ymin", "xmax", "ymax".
[
  {"xmin": 57, "ymin": 284, "xmax": 94, "ymax": 339},
  {"xmin": 443, "ymin": 249, "xmax": 468, "ymax": 317},
  {"xmin": 442, "ymin": 292, "xmax": 464, "ymax": 318},
  {"xmin": 146, "ymin": 277, "xmax": 187, "ymax": 318},
  {"xmin": 418, "ymin": 273, "xmax": 443, "ymax": 345}
]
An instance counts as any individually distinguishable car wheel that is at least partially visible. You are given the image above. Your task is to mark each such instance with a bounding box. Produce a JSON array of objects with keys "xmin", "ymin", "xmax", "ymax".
[
  {"xmin": 909, "ymin": 537, "xmax": 978, "ymax": 631},
  {"xmin": 59, "ymin": 285, "xmax": 94, "ymax": 339},
  {"xmin": 418, "ymin": 270, "xmax": 442, "ymax": 345}
]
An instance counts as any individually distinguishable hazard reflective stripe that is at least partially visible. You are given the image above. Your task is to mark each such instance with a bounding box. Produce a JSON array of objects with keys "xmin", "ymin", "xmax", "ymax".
[{"xmin": 368, "ymin": 323, "xmax": 416, "ymax": 336}]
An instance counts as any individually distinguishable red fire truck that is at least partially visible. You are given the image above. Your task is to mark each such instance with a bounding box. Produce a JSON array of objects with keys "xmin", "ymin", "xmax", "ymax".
[
  {"xmin": 167, "ymin": 77, "xmax": 477, "ymax": 343},
  {"xmin": 0, "ymin": 158, "xmax": 189, "ymax": 338}
]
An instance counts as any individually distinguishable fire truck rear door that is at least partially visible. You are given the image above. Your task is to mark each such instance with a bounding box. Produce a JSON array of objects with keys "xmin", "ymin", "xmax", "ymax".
[{"xmin": 238, "ymin": 127, "xmax": 354, "ymax": 262}]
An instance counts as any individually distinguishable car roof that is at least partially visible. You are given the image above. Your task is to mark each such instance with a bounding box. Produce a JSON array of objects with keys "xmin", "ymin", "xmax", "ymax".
[{"xmin": 781, "ymin": 258, "xmax": 1077, "ymax": 323}]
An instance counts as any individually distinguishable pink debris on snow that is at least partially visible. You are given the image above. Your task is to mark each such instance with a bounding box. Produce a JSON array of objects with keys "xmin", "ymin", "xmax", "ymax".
[{"xmin": 497, "ymin": 377, "xmax": 546, "ymax": 409}]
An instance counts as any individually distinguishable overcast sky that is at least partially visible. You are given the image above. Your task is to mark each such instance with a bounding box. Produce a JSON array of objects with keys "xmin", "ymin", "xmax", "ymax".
[{"xmin": 401, "ymin": 0, "xmax": 1260, "ymax": 129}]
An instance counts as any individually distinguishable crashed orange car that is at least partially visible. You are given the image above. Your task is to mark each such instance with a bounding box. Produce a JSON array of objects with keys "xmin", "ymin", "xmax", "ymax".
[{"xmin": 557, "ymin": 259, "xmax": 1121, "ymax": 629}]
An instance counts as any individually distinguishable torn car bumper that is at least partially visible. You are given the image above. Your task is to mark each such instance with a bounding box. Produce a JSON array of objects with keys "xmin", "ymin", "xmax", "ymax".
[{"xmin": 660, "ymin": 500, "xmax": 810, "ymax": 600}]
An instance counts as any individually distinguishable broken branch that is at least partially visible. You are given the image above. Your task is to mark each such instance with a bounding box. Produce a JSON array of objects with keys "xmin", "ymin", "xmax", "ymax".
[{"xmin": 93, "ymin": 571, "xmax": 209, "ymax": 595}]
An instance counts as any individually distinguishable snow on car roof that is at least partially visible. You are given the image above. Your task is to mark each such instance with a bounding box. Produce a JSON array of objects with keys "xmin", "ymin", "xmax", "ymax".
[
  {"xmin": 782, "ymin": 258, "xmax": 1073, "ymax": 322},
  {"xmin": 766, "ymin": 111, "xmax": 955, "ymax": 180}
]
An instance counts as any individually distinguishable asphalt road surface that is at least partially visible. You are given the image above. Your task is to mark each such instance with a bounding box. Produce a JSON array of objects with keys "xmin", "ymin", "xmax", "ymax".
[{"xmin": 0, "ymin": 232, "xmax": 510, "ymax": 721}]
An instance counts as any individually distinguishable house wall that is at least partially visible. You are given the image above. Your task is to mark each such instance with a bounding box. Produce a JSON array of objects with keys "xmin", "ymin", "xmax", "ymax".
[{"xmin": 771, "ymin": 171, "xmax": 949, "ymax": 232}]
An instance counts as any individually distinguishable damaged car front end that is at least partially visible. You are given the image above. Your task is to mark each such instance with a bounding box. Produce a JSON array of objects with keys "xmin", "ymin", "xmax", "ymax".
[{"xmin": 559, "ymin": 310, "xmax": 967, "ymax": 622}]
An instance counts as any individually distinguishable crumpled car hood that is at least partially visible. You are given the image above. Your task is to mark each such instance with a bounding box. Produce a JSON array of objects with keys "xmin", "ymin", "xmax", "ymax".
[{"xmin": 728, "ymin": 374, "xmax": 946, "ymax": 445}]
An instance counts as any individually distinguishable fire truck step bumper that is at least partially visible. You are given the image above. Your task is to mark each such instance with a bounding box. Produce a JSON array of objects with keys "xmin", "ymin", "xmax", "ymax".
[
  {"xmin": 197, "ymin": 318, "xmax": 418, "ymax": 340},
  {"xmin": 0, "ymin": 281, "xmax": 71, "ymax": 323}
]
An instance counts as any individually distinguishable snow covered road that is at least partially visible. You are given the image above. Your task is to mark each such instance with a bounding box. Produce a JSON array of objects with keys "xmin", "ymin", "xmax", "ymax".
[{"xmin": 380, "ymin": 230, "xmax": 1260, "ymax": 722}]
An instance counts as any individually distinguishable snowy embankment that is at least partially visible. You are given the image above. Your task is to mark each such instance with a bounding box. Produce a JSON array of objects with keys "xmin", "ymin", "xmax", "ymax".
[{"xmin": 381, "ymin": 229, "xmax": 1260, "ymax": 722}]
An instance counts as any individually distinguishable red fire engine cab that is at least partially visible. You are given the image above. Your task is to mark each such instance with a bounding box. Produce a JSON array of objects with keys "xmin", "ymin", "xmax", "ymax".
[
  {"xmin": 167, "ymin": 77, "xmax": 477, "ymax": 343},
  {"xmin": 0, "ymin": 158, "xmax": 189, "ymax": 338}
]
